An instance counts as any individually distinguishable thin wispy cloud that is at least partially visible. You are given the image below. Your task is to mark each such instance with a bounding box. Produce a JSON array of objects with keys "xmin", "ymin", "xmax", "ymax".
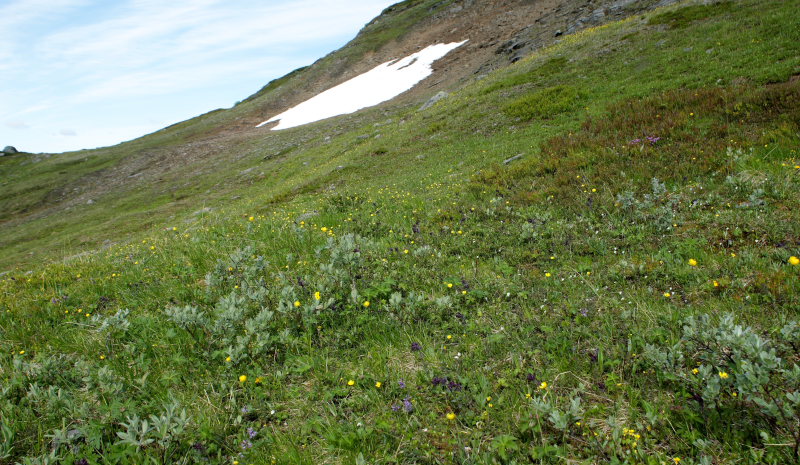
[
  {"xmin": 4, "ymin": 121, "xmax": 30, "ymax": 130},
  {"xmin": 0, "ymin": 0, "xmax": 395, "ymax": 153}
]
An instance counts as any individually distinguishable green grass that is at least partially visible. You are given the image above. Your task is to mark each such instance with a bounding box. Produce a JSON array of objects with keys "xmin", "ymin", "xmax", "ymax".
[
  {"xmin": 648, "ymin": 0, "xmax": 735, "ymax": 29},
  {"xmin": 503, "ymin": 85, "xmax": 587, "ymax": 121},
  {"xmin": 1, "ymin": 0, "xmax": 800, "ymax": 463}
]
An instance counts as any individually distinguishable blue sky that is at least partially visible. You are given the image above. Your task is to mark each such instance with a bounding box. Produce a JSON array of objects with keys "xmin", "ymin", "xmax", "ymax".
[{"xmin": 0, "ymin": 0, "xmax": 396, "ymax": 153}]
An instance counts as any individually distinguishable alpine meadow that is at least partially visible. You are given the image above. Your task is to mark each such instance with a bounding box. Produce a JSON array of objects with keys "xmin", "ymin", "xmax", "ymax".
[{"xmin": 1, "ymin": 0, "xmax": 800, "ymax": 463}]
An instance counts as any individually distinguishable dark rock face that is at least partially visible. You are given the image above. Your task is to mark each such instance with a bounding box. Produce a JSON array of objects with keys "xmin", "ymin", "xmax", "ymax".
[
  {"xmin": 1, "ymin": 146, "xmax": 18, "ymax": 155},
  {"xmin": 490, "ymin": 0, "xmax": 681, "ymax": 66}
]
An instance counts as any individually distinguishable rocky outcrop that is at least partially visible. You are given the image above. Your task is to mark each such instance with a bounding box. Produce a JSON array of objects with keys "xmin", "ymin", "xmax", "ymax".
[
  {"xmin": 420, "ymin": 91, "xmax": 449, "ymax": 111},
  {"xmin": 1, "ymin": 146, "xmax": 18, "ymax": 156}
]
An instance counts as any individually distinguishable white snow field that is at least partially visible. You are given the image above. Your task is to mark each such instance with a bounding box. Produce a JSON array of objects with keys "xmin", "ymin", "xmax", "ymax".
[{"xmin": 257, "ymin": 40, "xmax": 468, "ymax": 130}]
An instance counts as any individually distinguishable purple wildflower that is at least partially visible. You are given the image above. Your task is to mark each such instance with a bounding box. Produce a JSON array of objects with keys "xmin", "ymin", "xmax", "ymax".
[
  {"xmin": 241, "ymin": 440, "xmax": 253, "ymax": 450},
  {"xmin": 240, "ymin": 406, "xmax": 250, "ymax": 414},
  {"xmin": 391, "ymin": 404, "xmax": 401, "ymax": 412},
  {"xmin": 526, "ymin": 373, "xmax": 538, "ymax": 383},
  {"xmin": 247, "ymin": 427, "xmax": 257, "ymax": 439},
  {"xmin": 403, "ymin": 397, "xmax": 414, "ymax": 412},
  {"xmin": 398, "ymin": 379, "xmax": 406, "ymax": 389},
  {"xmin": 629, "ymin": 138, "xmax": 642, "ymax": 145},
  {"xmin": 411, "ymin": 342, "xmax": 422, "ymax": 352},
  {"xmin": 432, "ymin": 376, "xmax": 462, "ymax": 391},
  {"xmin": 447, "ymin": 380, "xmax": 463, "ymax": 391}
]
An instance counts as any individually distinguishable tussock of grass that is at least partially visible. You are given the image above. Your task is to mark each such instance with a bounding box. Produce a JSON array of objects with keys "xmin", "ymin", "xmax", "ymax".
[
  {"xmin": 503, "ymin": 85, "xmax": 587, "ymax": 121},
  {"xmin": 480, "ymin": 56, "xmax": 569, "ymax": 94}
]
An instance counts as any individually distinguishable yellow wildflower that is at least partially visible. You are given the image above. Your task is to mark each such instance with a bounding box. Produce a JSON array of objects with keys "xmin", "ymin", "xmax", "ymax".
[
  {"xmin": 363, "ymin": 301, "xmax": 370, "ymax": 308},
  {"xmin": 446, "ymin": 413, "xmax": 456, "ymax": 420},
  {"xmin": 719, "ymin": 371, "xmax": 729, "ymax": 379},
  {"xmin": 789, "ymin": 256, "xmax": 800, "ymax": 266},
  {"xmin": 239, "ymin": 375, "xmax": 247, "ymax": 383},
  {"xmin": 688, "ymin": 258, "xmax": 698, "ymax": 266},
  {"xmin": 347, "ymin": 379, "xmax": 355, "ymax": 386}
]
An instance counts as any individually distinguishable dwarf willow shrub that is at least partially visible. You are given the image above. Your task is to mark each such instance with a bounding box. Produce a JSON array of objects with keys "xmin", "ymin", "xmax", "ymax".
[
  {"xmin": 616, "ymin": 177, "xmax": 677, "ymax": 232},
  {"xmin": 645, "ymin": 313, "xmax": 800, "ymax": 458},
  {"xmin": 115, "ymin": 400, "xmax": 190, "ymax": 453},
  {"xmin": 205, "ymin": 246, "xmax": 269, "ymax": 292},
  {"xmin": 167, "ymin": 234, "xmax": 380, "ymax": 363},
  {"xmin": 164, "ymin": 304, "xmax": 208, "ymax": 337},
  {"xmin": 530, "ymin": 395, "xmax": 585, "ymax": 433}
]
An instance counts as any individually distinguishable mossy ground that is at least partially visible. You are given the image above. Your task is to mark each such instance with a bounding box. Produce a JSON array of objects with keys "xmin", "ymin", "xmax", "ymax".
[{"xmin": 1, "ymin": 0, "xmax": 800, "ymax": 463}]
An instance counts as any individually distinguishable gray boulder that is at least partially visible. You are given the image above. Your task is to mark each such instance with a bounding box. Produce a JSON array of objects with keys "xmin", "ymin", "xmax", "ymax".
[
  {"xmin": 420, "ymin": 91, "xmax": 449, "ymax": 111},
  {"xmin": 1, "ymin": 146, "xmax": 18, "ymax": 155}
]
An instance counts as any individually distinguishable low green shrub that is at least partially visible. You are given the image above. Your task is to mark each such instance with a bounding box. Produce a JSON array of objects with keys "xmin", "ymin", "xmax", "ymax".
[
  {"xmin": 503, "ymin": 85, "xmax": 586, "ymax": 121},
  {"xmin": 645, "ymin": 313, "xmax": 800, "ymax": 460}
]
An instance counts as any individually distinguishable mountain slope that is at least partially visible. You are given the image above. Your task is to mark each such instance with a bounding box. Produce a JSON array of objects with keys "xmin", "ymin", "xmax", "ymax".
[
  {"xmin": 1, "ymin": 0, "xmax": 800, "ymax": 463},
  {"xmin": 1, "ymin": 0, "xmax": 682, "ymax": 270}
]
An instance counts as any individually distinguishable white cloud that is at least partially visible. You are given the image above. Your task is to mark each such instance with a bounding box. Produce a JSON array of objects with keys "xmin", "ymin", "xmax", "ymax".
[
  {"xmin": 0, "ymin": 0, "xmax": 89, "ymax": 29},
  {"xmin": 60, "ymin": 129, "xmax": 77, "ymax": 136},
  {"xmin": 5, "ymin": 120, "xmax": 30, "ymax": 129},
  {"xmin": 0, "ymin": 0, "xmax": 89, "ymax": 70},
  {"xmin": 0, "ymin": 0, "xmax": 397, "ymax": 152}
]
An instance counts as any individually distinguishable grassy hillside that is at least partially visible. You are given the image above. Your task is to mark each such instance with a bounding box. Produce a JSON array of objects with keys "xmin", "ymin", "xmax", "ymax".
[
  {"xmin": 2, "ymin": 0, "xmax": 800, "ymax": 463},
  {"xmin": 0, "ymin": 0, "xmax": 453, "ymax": 271}
]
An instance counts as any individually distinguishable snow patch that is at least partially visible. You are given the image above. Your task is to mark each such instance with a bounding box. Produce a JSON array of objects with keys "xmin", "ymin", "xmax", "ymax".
[{"xmin": 257, "ymin": 40, "xmax": 468, "ymax": 130}]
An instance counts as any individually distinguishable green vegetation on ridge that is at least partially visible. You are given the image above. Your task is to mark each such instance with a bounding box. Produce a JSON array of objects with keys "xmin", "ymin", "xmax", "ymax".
[{"xmin": 1, "ymin": 0, "xmax": 800, "ymax": 463}]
